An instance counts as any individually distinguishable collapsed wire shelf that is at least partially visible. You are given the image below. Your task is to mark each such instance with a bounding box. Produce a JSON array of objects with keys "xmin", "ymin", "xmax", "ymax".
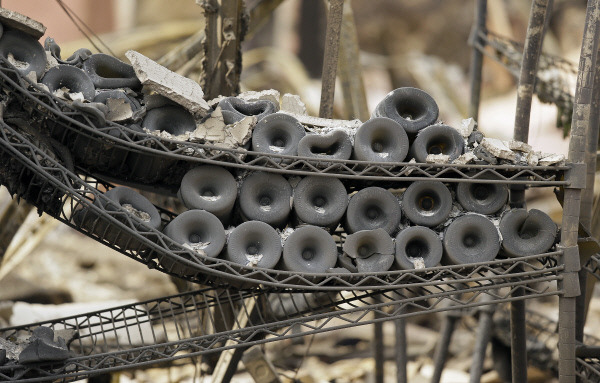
[
  {"xmin": 0, "ymin": 280, "xmax": 565, "ymax": 383},
  {"xmin": 472, "ymin": 29, "xmax": 576, "ymax": 130},
  {"xmin": 523, "ymin": 310, "xmax": 600, "ymax": 381},
  {"xmin": 0, "ymin": 60, "xmax": 569, "ymax": 195},
  {"xmin": 0, "ymin": 118, "xmax": 565, "ymax": 290}
]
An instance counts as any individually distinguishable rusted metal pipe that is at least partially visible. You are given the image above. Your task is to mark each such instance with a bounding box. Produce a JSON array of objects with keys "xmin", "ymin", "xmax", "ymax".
[
  {"xmin": 319, "ymin": 0, "xmax": 344, "ymax": 119},
  {"xmin": 513, "ymin": 0, "xmax": 553, "ymax": 142},
  {"xmin": 468, "ymin": 0, "xmax": 487, "ymax": 121}
]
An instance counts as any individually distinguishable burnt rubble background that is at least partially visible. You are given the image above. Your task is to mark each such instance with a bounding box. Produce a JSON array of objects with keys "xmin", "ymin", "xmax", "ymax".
[{"xmin": 0, "ymin": 0, "xmax": 594, "ymax": 382}]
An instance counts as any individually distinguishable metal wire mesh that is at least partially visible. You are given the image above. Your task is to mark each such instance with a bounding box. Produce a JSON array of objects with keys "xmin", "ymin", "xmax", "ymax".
[
  {"xmin": 0, "ymin": 84, "xmax": 567, "ymax": 290},
  {"xmin": 0, "ymin": 59, "xmax": 569, "ymax": 195},
  {"xmin": 472, "ymin": 29, "xmax": 576, "ymax": 133},
  {"xmin": 0, "ymin": 279, "xmax": 565, "ymax": 382}
]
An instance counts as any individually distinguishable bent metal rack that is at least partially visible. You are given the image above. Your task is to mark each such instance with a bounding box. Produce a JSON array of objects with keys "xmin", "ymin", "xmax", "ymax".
[{"xmin": 0, "ymin": 3, "xmax": 598, "ymax": 383}]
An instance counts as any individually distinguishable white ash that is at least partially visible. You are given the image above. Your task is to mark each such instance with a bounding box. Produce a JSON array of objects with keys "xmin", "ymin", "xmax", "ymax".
[
  {"xmin": 183, "ymin": 241, "xmax": 210, "ymax": 253},
  {"xmin": 122, "ymin": 203, "xmax": 151, "ymax": 222},
  {"xmin": 279, "ymin": 227, "xmax": 294, "ymax": 246},
  {"xmin": 280, "ymin": 93, "xmax": 307, "ymax": 115},
  {"xmin": 426, "ymin": 153, "xmax": 450, "ymax": 164},
  {"xmin": 245, "ymin": 254, "xmax": 264, "ymax": 267},
  {"xmin": 7, "ymin": 53, "xmax": 28, "ymax": 70},
  {"xmin": 458, "ymin": 118, "xmax": 476, "ymax": 138},
  {"xmin": 410, "ymin": 257, "xmax": 426, "ymax": 270}
]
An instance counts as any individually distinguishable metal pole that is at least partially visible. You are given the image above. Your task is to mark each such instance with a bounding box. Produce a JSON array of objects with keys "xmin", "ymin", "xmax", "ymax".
[
  {"xmin": 559, "ymin": 0, "xmax": 600, "ymax": 381},
  {"xmin": 319, "ymin": 0, "xmax": 344, "ymax": 119},
  {"xmin": 430, "ymin": 310, "xmax": 460, "ymax": 383},
  {"xmin": 469, "ymin": 297, "xmax": 495, "ymax": 383},
  {"xmin": 578, "ymin": 11, "xmax": 600, "ymax": 337},
  {"xmin": 468, "ymin": 0, "xmax": 487, "ymax": 121},
  {"xmin": 509, "ymin": 3, "xmax": 553, "ymax": 379},
  {"xmin": 395, "ymin": 304, "xmax": 407, "ymax": 383},
  {"xmin": 513, "ymin": 0, "xmax": 553, "ymax": 143},
  {"xmin": 337, "ymin": 1, "xmax": 370, "ymax": 121},
  {"xmin": 374, "ymin": 319, "xmax": 385, "ymax": 383}
]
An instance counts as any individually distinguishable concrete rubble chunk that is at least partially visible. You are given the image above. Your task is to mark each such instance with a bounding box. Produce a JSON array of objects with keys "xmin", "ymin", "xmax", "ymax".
[
  {"xmin": 280, "ymin": 111, "xmax": 361, "ymax": 130},
  {"xmin": 239, "ymin": 89, "xmax": 281, "ymax": 109},
  {"xmin": 125, "ymin": 50, "xmax": 211, "ymax": 117},
  {"xmin": 527, "ymin": 151, "xmax": 540, "ymax": 166},
  {"xmin": 481, "ymin": 138, "xmax": 517, "ymax": 161},
  {"xmin": 458, "ymin": 117, "xmax": 476, "ymax": 138},
  {"xmin": 508, "ymin": 140, "xmax": 533, "ymax": 153},
  {"xmin": 538, "ymin": 153, "xmax": 565, "ymax": 166},
  {"xmin": 190, "ymin": 106, "xmax": 226, "ymax": 142},
  {"xmin": 207, "ymin": 95, "xmax": 225, "ymax": 108},
  {"xmin": 105, "ymin": 98, "xmax": 133, "ymax": 121},
  {"xmin": 0, "ymin": 8, "xmax": 46, "ymax": 39},
  {"xmin": 452, "ymin": 152, "xmax": 477, "ymax": 165},
  {"xmin": 281, "ymin": 93, "xmax": 307, "ymax": 115},
  {"xmin": 189, "ymin": 107, "xmax": 256, "ymax": 149},
  {"xmin": 426, "ymin": 153, "xmax": 451, "ymax": 164}
]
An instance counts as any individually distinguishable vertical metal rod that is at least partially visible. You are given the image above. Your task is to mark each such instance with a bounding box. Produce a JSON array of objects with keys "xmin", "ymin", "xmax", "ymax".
[
  {"xmin": 581, "ymin": 36, "xmax": 600, "ymax": 328},
  {"xmin": 559, "ymin": 0, "xmax": 600, "ymax": 380},
  {"xmin": 509, "ymin": 184, "xmax": 527, "ymax": 383},
  {"xmin": 319, "ymin": 0, "xmax": 344, "ymax": 119},
  {"xmin": 510, "ymin": 299, "xmax": 528, "ymax": 383},
  {"xmin": 337, "ymin": 1, "xmax": 370, "ymax": 121},
  {"xmin": 374, "ymin": 319, "xmax": 385, "ymax": 383},
  {"xmin": 430, "ymin": 311, "xmax": 460, "ymax": 383},
  {"xmin": 469, "ymin": 298, "xmax": 495, "ymax": 383},
  {"xmin": 509, "ymin": 3, "xmax": 553, "ymax": 378},
  {"xmin": 468, "ymin": 0, "xmax": 487, "ymax": 121},
  {"xmin": 513, "ymin": 0, "xmax": 553, "ymax": 142},
  {"xmin": 395, "ymin": 304, "xmax": 407, "ymax": 383}
]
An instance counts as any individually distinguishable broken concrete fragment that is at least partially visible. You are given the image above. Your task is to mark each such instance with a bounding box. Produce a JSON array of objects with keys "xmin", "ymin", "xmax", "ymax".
[
  {"xmin": 458, "ymin": 117, "xmax": 476, "ymax": 138},
  {"xmin": 125, "ymin": 50, "xmax": 211, "ymax": 117},
  {"xmin": 0, "ymin": 8, "xmax": 46, "ymax": 39},
  {"xmin": 279, "ymin": 111, "xmax": 361, "ymax": 130},
  {"xmin": 281, "ymin": 93, "xmax": 307, "ymax": 115},
  {"xmin": 481, "ymin": 138, "xmax": 517, "ymax": 161},
  {"xmin": 225, "ymin": 115, "xmax": 255, "ymax": 146},
  {"xmin": 239, "ymin": 89, "xmax": 281, "ymax": 109},
  {"xmin": 105, "ymin": 98, "xmax": 134, "ymax": 121},
  {"xmin": 426, "ymin": 153, "xmax": 451, "ymax": 164},
  {"xmin": 508, "ymin": 140, "xmax": 533, "ymax": 153},
  {"xmin": 190, "ymin": 106, "xmax": 226, "ymax": 142},
  {"xmin": 452, "ymin": 152, "xmax": 477, "ymax": 165},
  {"xmin": 526, "ymin": 151, "xmax": 540, "ymax": 166},
  {"xmin": 538, "ymin": 153, "xmax": 565, "ymax": 166},
  {"xmin": 207, "ymin": 95, "xmax": 225, "ymax": 108}
]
